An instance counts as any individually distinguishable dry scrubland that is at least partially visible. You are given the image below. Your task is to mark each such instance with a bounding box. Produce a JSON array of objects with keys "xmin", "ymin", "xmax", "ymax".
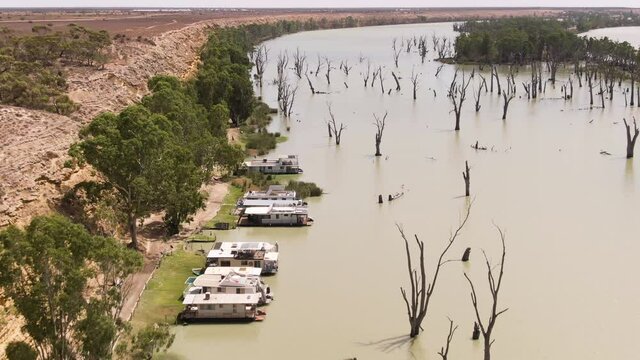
[{"xmin": 0, "ymin": 6, "xmax": 621, "ymax": 354}]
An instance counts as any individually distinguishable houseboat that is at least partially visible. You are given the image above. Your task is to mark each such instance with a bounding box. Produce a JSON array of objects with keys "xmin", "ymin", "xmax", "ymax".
[
  {"xmin": 239, "ymin": 185, "xmax": 297, "ymax": 202},
  {"xmin": 206, "ymin": 242, "xmax": 279, "ymax": 275},
  {"xmin": 179, "ymin": 292, "xmax": 264, "ymax": 321},
  {"xmin": 243, "ymin": 155, "xmax": 303, "ymax": 174},
  {"xmin": 238, "ymin": 205, "xmax": 312, "ymax": 227},
  {"xmin": 183, "ymin": 269, "xmax": 273, "ymax": 305}
]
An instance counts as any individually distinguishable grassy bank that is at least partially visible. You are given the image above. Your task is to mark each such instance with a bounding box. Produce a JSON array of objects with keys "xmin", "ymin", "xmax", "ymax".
[
  {"xmin": 204, "ymin": 185, "xmax": 245, "ymax": 229},
  {"xmin": 130, "ymin": 250, "xmax": 204, "ymax": 329}
]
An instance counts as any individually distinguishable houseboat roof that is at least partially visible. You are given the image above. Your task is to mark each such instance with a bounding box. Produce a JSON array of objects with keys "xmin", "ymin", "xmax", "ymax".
[
  {"xmin": 183, "ymin": 293, "xmax": 261, "ymax": 305},
  {"xmin": 192, "ymin": 273, "xmax": 259, "ymax": 288},
  {"xmin": 243, "ymin": 185, "xmax": 296, "ymax": 198},
  {"xmin": 239, "ymin": 199, "xmax": 304, "ymax": 208},
  {"xmin": 244, "ymin": 205, "xmax": 308, "ymax": 215},
  {"xmin": 207, "ymin": 242, "xmax": 279, "ymax": 261},
  {"xmin": 204, "ymin": 267, "xmax": 263, "ymax": 277},
  {"xmin": 244, "ymin": 155, "xmax": 299, "ymax": 167}
]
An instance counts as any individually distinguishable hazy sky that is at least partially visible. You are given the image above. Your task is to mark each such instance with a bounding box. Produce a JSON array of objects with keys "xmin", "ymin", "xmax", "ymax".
[{"xmin": 3, "ymin": 0, "xmax": 639, "ymax": 8}]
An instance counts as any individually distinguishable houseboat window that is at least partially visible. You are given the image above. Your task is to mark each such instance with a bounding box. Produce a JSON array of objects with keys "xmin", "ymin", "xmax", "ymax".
[
  {"xmin": 221, "ymin": 261, "xmax": 231, "ymax": 267},
  {"xmin": 254, "ymin": 261, "xmax": 261, "ymax": 267},
  {"xmin": 216, "ymin": 287, "xmax": 224, "ymax": 293},
  {"xmin": 275, "ymin": 214, "xmax": 280, "ymax": 219},
  {"xmin": 241, "ymin": 260, "xmax": 248, "ymax": 266},
  {"xmin": 219, "ymin": 304, "xmax": 224, "ymax": 309},
  {"xmin": 267, "ymin": 166, "xmax": 272, "ymax": 169},
  {"xmin": 235, "ymin": 288, "xmax": 244, "ymax": 294}
]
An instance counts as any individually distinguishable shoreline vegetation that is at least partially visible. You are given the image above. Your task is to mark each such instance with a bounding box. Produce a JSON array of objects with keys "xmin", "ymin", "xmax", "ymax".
[{"xmin": 0, "ymin": 8, "xmax": 639, "ymax": 359}]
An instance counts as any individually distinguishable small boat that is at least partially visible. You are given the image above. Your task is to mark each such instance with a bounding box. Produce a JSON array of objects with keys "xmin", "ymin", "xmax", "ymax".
[
  {"xmin": 192, "ymin": 268, "xmax": 203, "ymax": 276},
  {"xmin": 388, "ymin": 192, "xmax": 405, "ymax": 201}
]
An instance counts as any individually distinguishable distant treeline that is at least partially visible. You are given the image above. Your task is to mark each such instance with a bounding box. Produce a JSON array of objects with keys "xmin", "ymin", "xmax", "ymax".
[
  {"xmin": 453, "ymin": 17, "xmax": 640, "ymax": 72},
  {"xmin": 0, "ymin": 24, "xmax": 111, "ymax": 114}
]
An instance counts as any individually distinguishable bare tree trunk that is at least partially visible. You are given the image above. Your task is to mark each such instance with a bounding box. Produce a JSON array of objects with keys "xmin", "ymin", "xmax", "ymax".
[
  {"xmin": 624, "ymin": 118, "xmax": 639, "ymax": 158},
  {"xmin": 374, "ymin": 112, "xmax": 387, "ymax": 157},
  {"xmin": 463, "ymin": 161, "xmax": 470, "ymax": 197},
  {"xmin": 464, "ymin": 226, "xmax": 509, "ymax": 360},
  {"xmin": 392, "ymin": 72, "xmax": 401, "ymax": 91},
  {"xmin": 631, "ymin": 75, "xmax": 635, "ymax": 107},
  {"xmin": 398, "ymin": 202, "xmax": 472, "ymax": 338},
  {"xmin": 438, "ymin": 319, "xmax": 458, "ymax": 360}
]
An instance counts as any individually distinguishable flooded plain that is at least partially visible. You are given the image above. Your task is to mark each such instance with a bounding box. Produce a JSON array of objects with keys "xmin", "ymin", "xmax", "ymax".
[{"xmin": 168, "ymin": 23, "xmax": 640, "ymax": 359}]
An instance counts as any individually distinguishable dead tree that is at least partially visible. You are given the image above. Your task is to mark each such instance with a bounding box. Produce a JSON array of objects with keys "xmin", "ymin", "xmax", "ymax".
[
  {"xmin": 624, "ymin": 117, "xmax": 639, "ymax": 158},
  {"xmin": 491, "ymin": 65, "xmax": 502, "ymax": 95},
  {"xmin": 448, "ymin": 71, "xmax": 472, "ymax": 131},
  {"xmin": 371, "ymin": 67, "xmax": 380, "ymax": 88},
  {"xmin": 392, "ymin": 38, "xmax": 401, "ymax": 67},
  {"xmin": 391, "ymin": 72, "xmax": 401, "ymax": 91},
  {"xmin": 405, "ymin": 38, "xmax": 413, "ymax": 53},
  {"xmin": 314, "ymin": 54, "xmax": 322, "ymax": 76},
  {"xmin": 253, "ymin": 44, "xmax": 269, "ymax": 88},
  {"xmin": 341, "ymin": 60, "xmax": 352, "ymax": 77},
  {"xmin": 501, "ymin": 82, "xmax": 516, "ymax": 120},
  {"xmin": 410, "ymin": 70, "xmax": 420, "ymax": 100},
  {"xmin": 327, "ymin": 103, "xmax": 346, "ymax": 145},
  {"xmin": 587, "ymin": 70, "xmax": 595, "ymax": 107},
  {"xmin": 378, "ymin": 66, "xmax": 385, "ymax": 94},
  {"xmin": 464, "ymin": 226, "xmax": 508, "ymax": 360},
  {"xmin": 462, "ymin": 161, "xmax": 470, "ymax": 197},
  {"xmin": 275, "ymin": 52, "xmax": 289, "ymax": 102},
  {"xmin": 373, "ymin": 111, "xmax": 387, "ymax": 156},
  {"xmin": 398, "ymin": 202, "xmax": 472, "ymax": 338},
  {"xmin": 437, "ymin": 319, "xmax": 458, "ymax": 360},
  {"xmin": 418, "ymin": 35, "xmax": 428, "ymax": 63},
  {"xmin": 305, "ymin": 74, "xmax": 315, "ymax": 94},
  {"xmin": 435, "ymin": 64, "xmax": 444, "ymax": 78},
  {"xmin": 598, "ymin": 78, "xmax": 606, "ymax": 109},
  {"xmin": 279, "ymin": 80, "xmax": 298, "ymax": 117},
  {"xmin": 363, "ymin": 60, "xmax": 371, "ymax": 87},
  {"xmin": 293, "ymin": 47, "xmax": 306, "ymax": 78},
  {"xmin": 474, "ymin": 83, "xmax": 482, "ymax": 112},
  {"xmin": 324, "ymin": 57, "xmax": 333, "ymax": 85}
]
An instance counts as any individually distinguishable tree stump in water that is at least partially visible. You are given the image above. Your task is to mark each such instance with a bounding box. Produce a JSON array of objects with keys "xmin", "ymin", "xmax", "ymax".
[
  {"xmin": 472, "ymin": 322, "xmax": 480, "ymax": 340},
  {"xmin": 378, "ymin": 194, "xmax": 383, "ymax": 204},
  {"xmin": 462, "ymin": 247, "xmax": 471, "ymax": 262}
]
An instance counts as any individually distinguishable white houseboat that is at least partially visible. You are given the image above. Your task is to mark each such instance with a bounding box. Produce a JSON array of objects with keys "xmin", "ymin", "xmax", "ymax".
[
  {"xmin": 180, "ymin": 292, "xmax": 264, "ymax": 321},
  {"xmin": 184, "ymin": 269, "xmax": 273, "ymax": 305},
  {"xmin": 206, "ymin": 242, "xmax": 279, "ymax": 275},
  {"xmin": 243, "ymin": 155, "xmax": 303, "ymax": 174},
  {"xmin": 238, "ymin": 205, "xmax": 312, "ymax": 227},
  {"xmin": 240, "ymin": 185, "xmax": 297, "ymax": 201}
]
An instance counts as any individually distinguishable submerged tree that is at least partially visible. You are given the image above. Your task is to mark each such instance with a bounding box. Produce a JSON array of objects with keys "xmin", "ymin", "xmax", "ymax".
[
  {"xmin": 398, "ymin": 202, "xmax": 472, "ymax": 338},
  {"xmin": 464, "ymin": 225, "xmax": 509, "ymax": 360},
  {"xmin": 411, "ymin": 70, "xmax": 420, "ymax": 100},
  {"xmin": 392, "ymin": 38, "xmax": 402, "ymax": 67},
  {"xmin": 501, "ymin": 81, "xmax": 516, "ymax": 120},
  {"xmin": 463, "ymin": 161, "xmax": 471, "ymax": 197},
  {"xmin": 293, "ymin": 47, "xmax": 306, "ymax": 78},
  {"xmin": 253, "ymin": 44, "xmax": 269, "ymax": 88},
  {"xmin": 437, "ymin": 318, "xmax": 458, "ymax": 360},
  {"xmin": 327, "ymin": 104, "xmax": 346, "ymax": 145},
  {"xmin": 623, "ymin": 117, "xmax": 639, "ymax": 158},
  {"xmin": 449, "ymin": 71, "xmax": 472, "ymax": 131},
  {"xmin": 373, "ymin": 111, "xmax": 388, "ymax": 156}
]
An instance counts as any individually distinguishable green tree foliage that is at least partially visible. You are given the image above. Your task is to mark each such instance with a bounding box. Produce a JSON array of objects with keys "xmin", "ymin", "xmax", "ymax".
[
  {"xmin": 75, "ymin": 105, "xmax": 178, "ymax": 246},
  {"xmin": 454, "ymin": 16, "xmax": 639, "ymax": 81},
  {"xmin": 0, "ymin": 24, "xmax": 110, "ymax": 113},
  {"xmin": 5, "ymin": 342, "xmax": 37, "ymax": 360},
  {"xmin": 286, "ymin": 181, "xmax": 323, "ymax": 198},
  {"xmin": 0, "ymin": 215, "xmax": 142, "ymax": 360},
  {"xmin": 115, "ymin": 323, "xmax": 175, "ymax": 360}
]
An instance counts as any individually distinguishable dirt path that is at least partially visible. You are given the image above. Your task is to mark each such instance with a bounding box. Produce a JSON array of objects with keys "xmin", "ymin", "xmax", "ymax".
[{"xmin": 119, "ymin": 181, "xmax": 229, "ymax": 322}]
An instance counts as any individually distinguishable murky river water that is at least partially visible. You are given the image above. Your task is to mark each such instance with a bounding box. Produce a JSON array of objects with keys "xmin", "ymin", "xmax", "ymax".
[{"xmin": 168, "ymin": 23, "xmax": 640, "ymax": 359}]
